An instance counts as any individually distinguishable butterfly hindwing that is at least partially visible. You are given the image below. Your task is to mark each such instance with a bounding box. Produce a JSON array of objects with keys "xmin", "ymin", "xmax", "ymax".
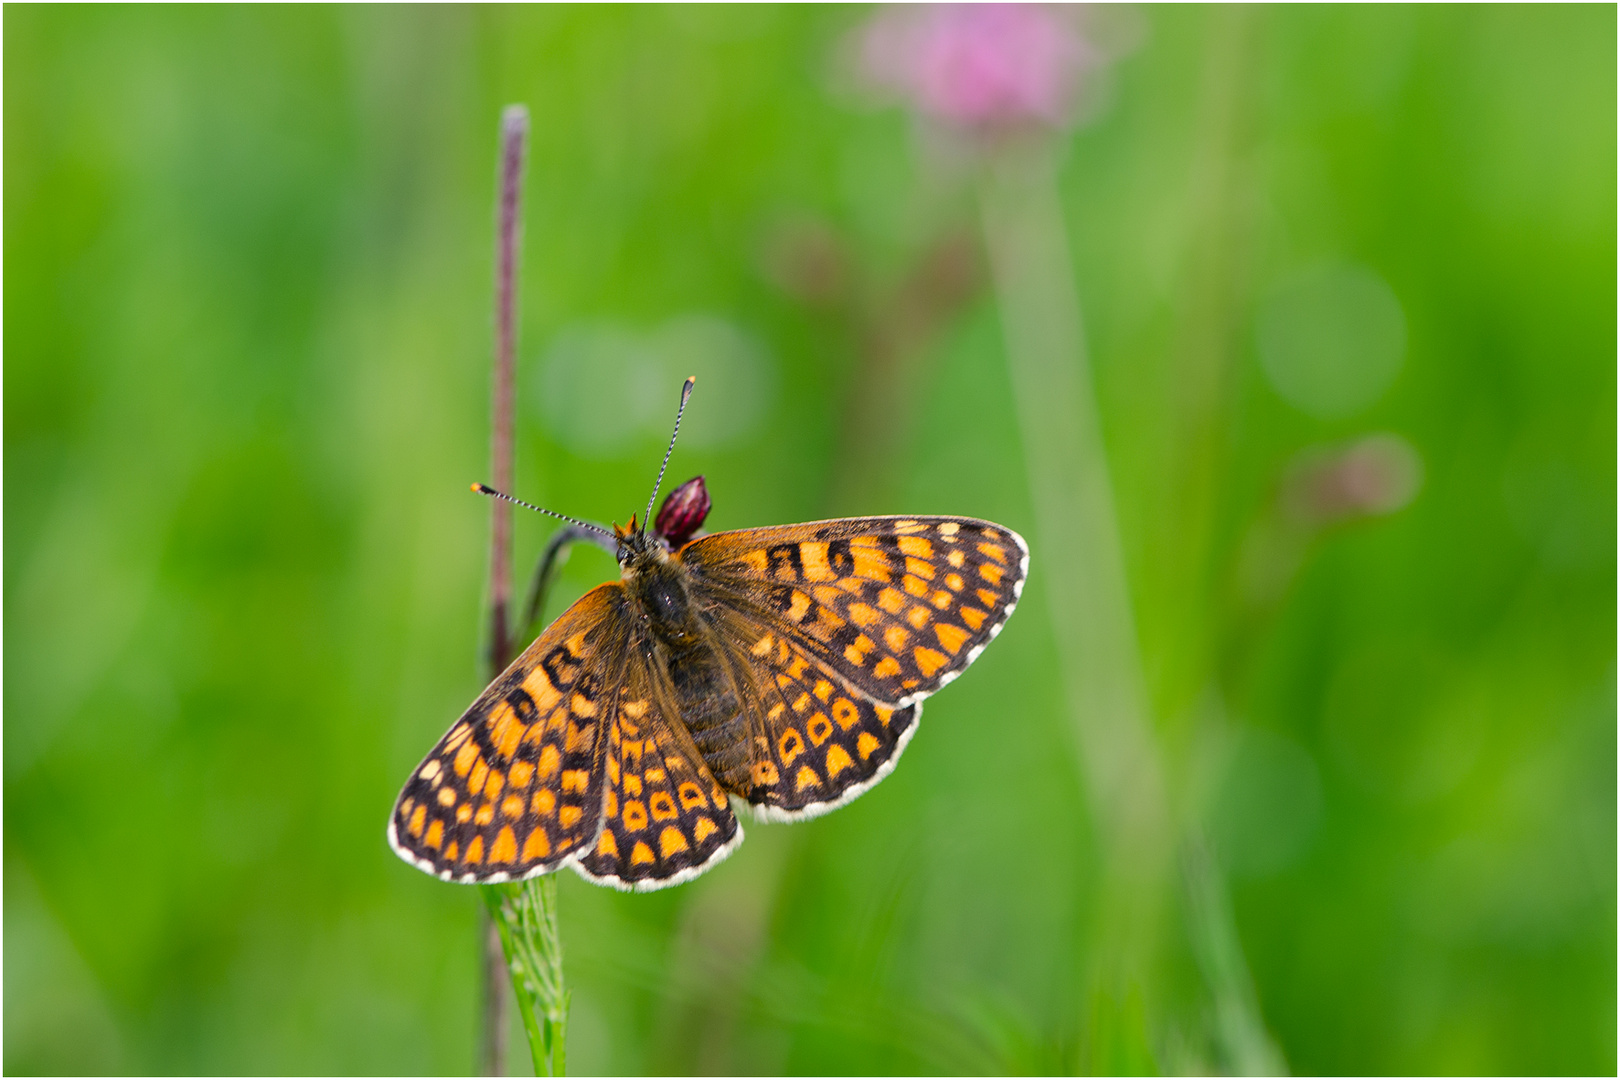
[
  {"xmin": 574, "ymin": 642, "xmax": 743, "ymax": 890},
  {"xmin": 679, "ymin": 517, "xmax": 1028, "ymax": 709},
  {"xmin": 388, "ymin": 584, "xmax": 626, "ymax": 883},
  {"xmin": 701, "ymin": 600, "xmax": 921, "ymax": 820}
]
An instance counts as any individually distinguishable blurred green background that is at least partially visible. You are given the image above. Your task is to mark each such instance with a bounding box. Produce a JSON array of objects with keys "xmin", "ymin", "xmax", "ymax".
[{"xmin": 5, "ymin": 5, "xmax": 1614, "ymax": 1075}]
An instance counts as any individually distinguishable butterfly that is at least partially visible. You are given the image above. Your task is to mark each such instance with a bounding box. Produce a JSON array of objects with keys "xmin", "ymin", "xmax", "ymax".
[{"xmin": 388, "ymin": 378, "xmax": 1028, "ymax": 891}]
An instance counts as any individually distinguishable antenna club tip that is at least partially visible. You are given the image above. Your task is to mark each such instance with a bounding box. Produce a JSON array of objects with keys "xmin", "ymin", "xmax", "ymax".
[{"xmin": 472, "ymin": 482, "xmax": 488, "ymax": 494}]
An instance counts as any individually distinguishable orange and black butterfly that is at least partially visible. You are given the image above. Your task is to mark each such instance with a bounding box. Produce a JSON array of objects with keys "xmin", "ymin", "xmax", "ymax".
[{"xmin": 388, "ymin": 379, "xmax": 1027, "ymax": 891}]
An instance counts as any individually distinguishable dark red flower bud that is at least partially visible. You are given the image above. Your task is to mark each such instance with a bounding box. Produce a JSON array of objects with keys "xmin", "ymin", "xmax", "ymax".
[{"xmin": 654, "ymin": 475, "xmax": 711, "ymax": 549}]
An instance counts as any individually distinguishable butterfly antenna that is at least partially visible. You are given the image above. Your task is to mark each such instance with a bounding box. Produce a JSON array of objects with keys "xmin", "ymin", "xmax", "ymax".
[
  {"xmin": 471, "ymin": 483, "xmax": 614, "ymax": 540},
  {"xmin": 643, "ymin": 376, "xmax": 696, "ymax": 533}
]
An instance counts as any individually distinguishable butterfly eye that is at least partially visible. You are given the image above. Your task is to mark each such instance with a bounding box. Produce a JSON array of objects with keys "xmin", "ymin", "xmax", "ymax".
[{"xmin": 654, "ymin": 475, "xmax": 711, "ymax": 548}]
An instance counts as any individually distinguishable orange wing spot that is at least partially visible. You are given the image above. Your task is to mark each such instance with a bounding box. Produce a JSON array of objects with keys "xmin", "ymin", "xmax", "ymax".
[
  {"xmin": 444, "ymin": 723, "xmax": 474, "ymax": 751},
  {"xmin": 678, "ymin": 781, "xmax": 709, "ymax": 809},
  {"xmin": 792, "ymin": 692, "xmax": 811, "ymax": 714},
  {"xmin": 457, "ymin": 804, "xmax": 474, "ymax": 823},
  {"xmin": 402, "ymin": 797, "xmax": 416, "ymax": 819},
  {"xmin": 490, "ymin": 703, "xmax": 524, "ymax": 759},
  {"xmin": 875, "ymin": 704, "xmax": 895, "ymax": 727},
  {"xmin": 800, "ymin": 541, "xmax": 833, "ymax": 581},
  {"xmin": 849, "ymin": 603, "xmax": 880, "ymax": 628},
  {"xmin": 485, "ymin": 769, "xmax": 505, "ymax": 800},
  {"xmin": 885, "ymin": 624, "xmax": 910, "ymax": 651},
  {"xmin": 659, "ymin": 826, "xmax": 690, "ymax": 858},
  {"xmin": 408, "ymin": 804, "xmax": 427, "ymax": 838},
  {"xmin": 532, "ymin": 788, "xmax": 557, "ymax": 816},
  {"xmin": 622, "ymin": 739, "xmax": 645, "ymax": 766},
  {"xmin": 605, "ymin": 790, "xmax": 618, "ymax": 818},
  {"xmin": 878, "ymin": 586, "xmax": 906, "ymax": 614},
  {"xmin": 475, "ymin": 803, "xmax": 496, "ymax": 826},
  {"xmin": 779, "ymin": 726, "xmax": 806, "ymax": 763},
  {"xmin": 914, "ymin": 645, "xmax": 949, "ymax": 676},
  {"xmin": 844, "ymin": 635, "xmax": 874, "ymax": 667},
  {"xmin": 978, "ymin": 542, "xmax": 1008, "ymax": 564},
  {"xmin": 814, "ymin": 679, "xmax": 834, "ymax": 702},
  {"xmin": 832, "ymin": 698, "xmax": 860, "ymax": 730},
  {"xmin": 564, "ymin": 630, "xmax": 588, "ymax": 656},
  {"xmin": 522, "ymin": 667, "xmax": 562, "ymax": 715},
  {"xmin": 558, "ymin": 805, "xmax": 583, "ymax": 828},
  {"xmin": 807, "ymin": 712, "xmax": 833, "ymax": 746},
  {"xmin": 979, "ymin": 562, "xmax": 1005, "ymax": 585},
  {"xmin": 444, "ymin": 840, "xmax": 460, "ymax": 861},
  {"xmin": 938, "ymin": 521, "xmax": 961, "ymax": 537},
  {"xmin": 468, "ymin": 760, "xmax": 489, "ymax": 797},
  {"xmin": 464, "ymin": 835, "xmax": 484, "ymax": 865},
  {"xmin": 565, "ymin": 722, "xmax": 596, "ymax": 753},
  {"xmin": 649, "ymin": 792, "xmax": 678, "ymax": 821},
  {"xmin": 898, "ymin": 535, "xmax": 933, "ymax": 558},
  {"xmin": 621, "ymin": 699, "xmax": 649, "ymax": 719},
  {"xmin": 569, "ymin": 693, "xmax": 597, "ymax": 719},
  {"xmin": 490, "ymin": 826, "xmax": 518, "ymax": 864},
  {"xmin": 751, "ymin": 633, "xmax": 775, "ymax": 657},
  {"xmin": 438, "ymin": 787, "xmax": 457, "ymax": 808},
  {"xmin": 945, "ymin": 572, "xmax": 966, "ymax": 592},
  {"xmin": 960, "ymin": 606, "xmax": 987, "ymax": 631},
  {"xmin": 857, "ymin": 731, "xmax": 882, "ymax": 759},
  {"xmin": 786, "ymin": 654, "xmax": 811, "ymax": 679},
  {"xmin": 895, "ymin": 519, "xmax": 923, "ymax": 531},
  {"xmin": 741, "ymin": 548, "xmax": 769, "ymax": 573},
  {"xmin": 606, "ymin": 754, "xmax": 621, "ymax": 784},
  {"xmin": 454, "ymin": 740, "xmax": 479, "ymax": 777},
  {"xmin": 502, "ymin": 795, "xmax": 525, "ymax": 819},
  {"xmin": 903, "ymin": 573, "xmax": 931, "ymax": 597},
  {"xmin": 645, "ymin": 767, "xmax": 666, "ymax": 784},
  {"xmin": 753, "ymin": 761, "xmax": 780, "ymax": 786},
  {"xmin": 935, "ymin": 622, "xmax": 970, "ymax": 655},
  {"xmin": 523, "ymin": 827, "xmax": 553, "ymax": 861},
  {"xmin": 826, "ymin": 743, "xmax": 854, "ymax": 778},
  {"xmin": 852, "ymin": 545, "xmax": 891, "ymax": 582},
  {"xmin": 874, "ymin": 655, "xmax": 903, "ymax": 678},
  {"xmin": 903, "ymin": 678, "xmax": 919, "ymax": 689},
  {"xmin": 419, "ymin": 760, "xmax": 442, "ymax": 782},
  {"xmin": 948, "ymin": 549, "xmax": 966, "ymax": 568},
  {"xmin": 786, "ymin": 590, "xmax": 812, "ymax": 622},
  {"xmin": 694, "ymin": 816, "xmax": 718, "ymax": 842},
  {"xmin": 907, "ymin": 605, "xmax": 932, "ymax": 630},
  {"xmin": 561, "ymin": 769, "xmax": 590, "ymax": 794},
  {"xmin": 592, "ymin": 827, "xmax": 616, "ymax": 858},
  {"xmin": 767, "ymin": 702, "xmax": 786, "ymax": 722},
  {"xmin": 537, "ymin": 745, "xmax": 561, "ymax": 779},
  {"xmin": 623, "ymin": 801, "xmax": 649, "ymax": 831},
  {"xmin": 932, "ymin": 589, "xmax": 953, "ymax": 609},
  {"xmin": 425, "ymin": 820, "xmax": 444, "ymax": 849},
  {"xmin": 904, "ymin": 557, "xmax": 936, "ymax": 582},
  {"xmin": 509, "ymin": 760, "xmax": 534, "ymax": 788},
  {"xmin": 795, "ymin": 764, "xmax": 822, "ymax": 791},
  {"xmin": 631, "ymin": 841, "xmax": 656, "ymax": 866},
  {"xmin": 977, "ymin": 587, "xmax": 1000, "ymax": 607}
]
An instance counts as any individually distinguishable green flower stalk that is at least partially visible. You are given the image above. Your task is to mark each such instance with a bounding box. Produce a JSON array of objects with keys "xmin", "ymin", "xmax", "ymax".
[{"xmin": 484, "ymin": 877, "xmax": 570, "ymax": 1076}]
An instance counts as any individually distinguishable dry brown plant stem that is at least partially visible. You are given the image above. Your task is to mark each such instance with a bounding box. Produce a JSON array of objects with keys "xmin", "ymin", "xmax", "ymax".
[{"xmin": 480, "ymin": 103, "xmax": 529, "ymax": 1079}]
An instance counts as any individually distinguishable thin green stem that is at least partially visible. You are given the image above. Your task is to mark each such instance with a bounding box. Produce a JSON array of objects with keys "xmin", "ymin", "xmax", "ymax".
[{"xmin": 483, "ymin": 878, "xmax": 571, "ymax": 1076}]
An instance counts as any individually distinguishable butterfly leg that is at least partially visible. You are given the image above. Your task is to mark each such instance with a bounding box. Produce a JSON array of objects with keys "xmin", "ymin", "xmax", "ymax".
[{"xmin": 518, "ymin": 523, "xmax": 618, "ymax": 642}]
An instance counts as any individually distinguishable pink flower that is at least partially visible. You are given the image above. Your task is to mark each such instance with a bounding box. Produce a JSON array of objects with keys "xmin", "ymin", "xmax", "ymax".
[{"xmin": 855, "ymin": 4, "xmax": 1098, "ymax": 132}]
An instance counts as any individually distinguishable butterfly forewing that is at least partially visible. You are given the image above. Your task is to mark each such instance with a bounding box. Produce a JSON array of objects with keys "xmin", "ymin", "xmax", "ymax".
[
  {"xmin": 389, "ymin": 584, "xmax": 627, "ymax": 883},
  {"xmin": 680, "ymin": 517, "xmax": 1028, "ymax": 708},
  {"xmin": 574, "ymin": 649, "xmax": 743, "ymax": 890}
]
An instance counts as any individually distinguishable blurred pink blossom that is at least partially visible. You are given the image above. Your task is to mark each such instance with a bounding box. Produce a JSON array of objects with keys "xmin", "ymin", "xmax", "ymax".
[{"xmin": 855, "ymin": 4, "xmax": 1099, "ymax": 132}]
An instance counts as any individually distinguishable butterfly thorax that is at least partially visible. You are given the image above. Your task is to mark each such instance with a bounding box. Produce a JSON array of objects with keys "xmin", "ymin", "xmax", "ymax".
[{"xmin": 618, "ymin": 531, "xmax": 703, "ymax": 651}]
